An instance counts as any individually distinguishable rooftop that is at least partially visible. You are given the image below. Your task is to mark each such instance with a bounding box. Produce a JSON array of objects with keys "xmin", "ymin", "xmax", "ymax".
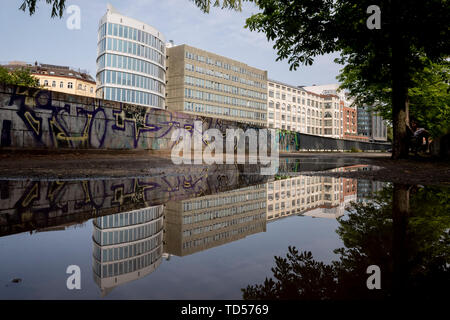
[{"xmin": 2, "ymin": 61, "xmax": 95, "ymax": 83}]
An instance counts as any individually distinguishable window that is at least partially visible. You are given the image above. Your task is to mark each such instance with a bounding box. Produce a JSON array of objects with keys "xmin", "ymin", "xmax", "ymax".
[
  {"xmin": 68, "ymin": 82, "xmax": 73, "ymax": 89},
  {"xmin": 60, "ymin": 81, "xmax": 64, "ymax": 88},
  {"xmin": 52, "ymin": 81, "xmax": 56, "ymax": 87},
  {"xmin": 44, "ymin": 80, "xmax": 48, "ymax": 86}
]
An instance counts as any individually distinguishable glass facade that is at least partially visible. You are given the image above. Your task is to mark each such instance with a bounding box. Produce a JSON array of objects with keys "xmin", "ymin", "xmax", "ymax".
[
  {"xmin": 96, "ymin": 13, "xmax": 165, "ymax": 109},
  {"xmin": 92, "ymin": 205, "xmax": 164, "ymax": 280}
]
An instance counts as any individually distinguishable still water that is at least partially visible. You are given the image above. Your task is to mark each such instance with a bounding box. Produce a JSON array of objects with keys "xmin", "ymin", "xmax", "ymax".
[{"xmin": 0, "ymin": 159, "xmax": 448, "ymax": 300}]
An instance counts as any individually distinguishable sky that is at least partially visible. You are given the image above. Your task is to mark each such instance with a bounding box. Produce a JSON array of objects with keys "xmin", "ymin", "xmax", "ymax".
[{"xmin": 0, "ymin": 0, "xmax": 342, "ymax": 86}]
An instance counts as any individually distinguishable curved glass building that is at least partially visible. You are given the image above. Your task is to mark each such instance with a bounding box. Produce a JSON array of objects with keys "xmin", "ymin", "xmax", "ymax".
[
  {"xmin": 92, "ymin": 205, "xmax": 164, "ymax": 296},
  {"xmin": 96, "ymin": 4, "xmax": 166, "ymax": 109}
]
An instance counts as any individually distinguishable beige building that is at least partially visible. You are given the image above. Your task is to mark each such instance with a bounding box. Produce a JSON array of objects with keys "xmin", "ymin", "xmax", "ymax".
[
  {"xmin": 267, "ymin": 80, "xmax": 344, "ymax": 138},
  {"xmin": 268, "ymin": 79, "xmax": 324, "ymax": 134},
  {"xmin": 166, "ymin": 44, "xmax": 268, "ymax": 126},
  {"xmin": 164, "ymin": 184, "xmax": 267, "ymax": 257},
  {"xmin": 3, "ymin": 61, "xmax": 96, "ymax": 98}
]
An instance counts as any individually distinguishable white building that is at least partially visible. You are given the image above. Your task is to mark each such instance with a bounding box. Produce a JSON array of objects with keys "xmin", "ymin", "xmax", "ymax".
[
  {"xmin": 267, "ymin": 79, "xmax": 324, "ymax": 135},
  {"xmin": 96, "ymin": 4, "xmax": 166, "ymax": 109},
  {"xmin": 267, "ymin": 80, "xmax": 344, "ymax": 139}
]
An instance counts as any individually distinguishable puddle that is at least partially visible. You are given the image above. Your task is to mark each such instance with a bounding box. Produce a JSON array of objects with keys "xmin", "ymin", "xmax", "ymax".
[{"xmin": 0, "ymin": 161, "xmax": 448, "ymax": 300}]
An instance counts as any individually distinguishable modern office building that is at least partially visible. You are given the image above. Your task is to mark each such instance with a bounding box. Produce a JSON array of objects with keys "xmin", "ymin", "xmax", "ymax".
[
  {"xmin": 166, "ymin": 44, "xmax": 268, "ymax": 126},
  {"xmin": 163, "ymin": 184, "xmax": 267, "ymax": 256},
  {"xmin": 357, "ymin": 105, "xmax": 388, "ymax": 142},
  {"xmin": 96, "ymin": 4, "xmax": 166, "ymax": 109},
  {"xmin": 92, "ymin": 205, "xmax": 164, "ymax": 296},
  {"xmin": 2, "ymin": 61, "xmax": 96, "ymax": 98}
]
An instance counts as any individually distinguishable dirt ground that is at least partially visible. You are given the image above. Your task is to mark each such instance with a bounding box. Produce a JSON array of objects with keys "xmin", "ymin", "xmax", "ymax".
[{"xmin": 0, "ymin": 150, "xmax": 448, "ymax": 185}]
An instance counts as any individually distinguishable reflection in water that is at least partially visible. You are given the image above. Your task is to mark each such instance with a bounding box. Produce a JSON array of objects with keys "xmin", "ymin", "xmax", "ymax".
[
  {"xmin": 6, "ymin": 162, "xmax": 428, "ymax": 298},
  {"xmin": 243, "ymin": 184, "xmax": 450, "ymax": 300},
  {"xmin": 164, "ymin": 184, "xmax": 267, "ymax": 257},
  {"xmin": 267, "ymin": 165, "xmax": 366, "ymax": 221},
  {"xmin": 92, "ymin": 205, "xmax": 164, "ymax": 297}
]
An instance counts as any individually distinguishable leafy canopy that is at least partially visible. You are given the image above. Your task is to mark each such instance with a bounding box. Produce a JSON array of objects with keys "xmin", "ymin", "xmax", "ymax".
[{"xmin": 0, "ymin": 66, "xmax": 40, "ymax": 87}]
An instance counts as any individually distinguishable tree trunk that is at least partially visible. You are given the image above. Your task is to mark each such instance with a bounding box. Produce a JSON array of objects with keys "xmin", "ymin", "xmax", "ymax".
[
  {"xmin": 392, "ymin": 183, "xmax": 411, "ymax": 299},
  {"xmin": 390, "ymin": 1, "xmax": 410, "ymax": 160}
]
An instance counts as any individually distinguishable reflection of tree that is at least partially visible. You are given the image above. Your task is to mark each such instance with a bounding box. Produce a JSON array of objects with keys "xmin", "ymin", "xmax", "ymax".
[{"xmin": 242, "ymin": 184, "xmax": 450, "ymax": 300}]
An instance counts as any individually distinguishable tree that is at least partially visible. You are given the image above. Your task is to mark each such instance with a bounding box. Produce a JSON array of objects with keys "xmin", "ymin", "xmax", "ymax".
[
  {"xmin": 339, "ymin": 56, "xmax": 450, "ymax": 144},
  {"xmin": 0, "ymin": 66, "xmax": 40, "ymax": 87},
  {"xmin": 19, "ymin": 0, "xmax": 65, "ymax": 17},
  {"xmin": 242, "ymin": 184, "xmax": 450, "ymax": 300}
]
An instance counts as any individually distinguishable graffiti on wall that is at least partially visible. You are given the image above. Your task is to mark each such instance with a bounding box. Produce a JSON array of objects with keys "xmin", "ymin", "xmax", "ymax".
[{"xmin": 0, "ymin": 85, "xmax": 259, "ymax": 150}]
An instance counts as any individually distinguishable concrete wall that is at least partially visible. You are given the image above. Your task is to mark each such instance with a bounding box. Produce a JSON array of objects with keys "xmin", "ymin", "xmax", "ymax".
[{"xmin": 0, "ymin": 84, "xmax": 260, "ymax": 151}]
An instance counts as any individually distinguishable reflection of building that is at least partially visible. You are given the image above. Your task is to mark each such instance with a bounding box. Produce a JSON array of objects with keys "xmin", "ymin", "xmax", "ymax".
[
  {"xmin": 92, "ymin": 205, "xmax": 164, "ymax": 296},
  {"xmin": 2, "ymin": 61, "xmax": 96, "ymax": 97},
  {"xmin": 166, "ymin": 44, "xmax": 267, "ymax": 126},
  {"xmin": 96, "ymin": 4, "xmax": 166, "ymax": 109},
  {"xmin": 164, "ymin": 184, "xmax": 267, "ymax": 256},
  {"xmin": 267, "ymin": 168, "xmax": 361, "ymax": 221},
  {"xmin": 357, "ymin": 178, "xmax": 386, "ymax": 202}
]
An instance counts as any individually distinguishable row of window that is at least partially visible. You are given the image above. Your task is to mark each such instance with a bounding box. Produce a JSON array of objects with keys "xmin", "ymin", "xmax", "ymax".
[
  {"xmin": 182, "ymin": 222, "xmax": 265, "ymax": 250},
  {"xmin": 182, "ymin": 212, "xmax": 266, "ymax": 238},
  {"xmin": 98, "ymin": 53, "xmax": 165, "ymax": 81},
  {"xmin": 183, "ymin": 101, "xmax": 266, "ymax": 122},
  {"xmin": 182, "ymin": 190, "xmax": 267, "ymax": 212},
  {"xmin": 98, "ymin": 37, "xmax": 164, "ymax": 66},
  {"xmin": 182, "ymin": 201, "xmax": 266, "ymax": 225},
  {"xmin": 184, "ymin": 76, "xmax": 266, "ymax": 101},
  {"xmin": 39, "ymin": 79, "xmax": 94, "ymax": 92},
  {"xmin": 103, "ymin": 86, "xmax": 164, "ymax": 108},
  {"xmin": 94, "ymin": 206, "xmax": 163, "ymax": 230},
  {"xmin": 100, "ymin": 22, "xmax": 165, "ymax": 53},
  {"xmin": 94, "ymin": 235, "xmax": 161, "ymax": 263},
  {"xmin": 93, "ymin": 218, "xmax": 163, "ymax": 246},
  {"xmin": 184, "ymin": 88, "xmax": 266, "ymax": 111},
  {"xmin": 185, "ymin": 64, "xmax": 266, "ymax": 90},
  {"xmin": 98, "ymin": 70, "xmax": 163, "ymax": 94},
  {"xmin": 185, "ymin": 51, "xmax": 265, "ymax": 81},
  {"xmin": 94, "ymin": 246, "xmax": 162, "ymax": 278}
]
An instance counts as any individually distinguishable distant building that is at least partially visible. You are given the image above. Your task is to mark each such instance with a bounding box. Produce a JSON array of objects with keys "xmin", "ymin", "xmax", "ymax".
[
  {"xmin": 96, "ymin": 4, "xmax": 166, "ymax": 109},
  {"xmin": 166, "ymin": 44, "xmax": 268, "ymax": 127},
  {"xmin": 357, "ymin": 105, "xmax": 388, "ymax": 142},
  {"xmin": 267, "ymin": 79, "xmax": 324, "ymax": 135},
  {"xmin": 2, "ymin": 61, "xmax": 96, "ymax": 98}
]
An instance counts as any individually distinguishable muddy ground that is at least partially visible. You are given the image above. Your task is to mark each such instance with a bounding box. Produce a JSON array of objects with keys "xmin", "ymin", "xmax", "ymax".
[{"xmin": 0, "ymin": 150, "xmax": 448, "ymax": 186}]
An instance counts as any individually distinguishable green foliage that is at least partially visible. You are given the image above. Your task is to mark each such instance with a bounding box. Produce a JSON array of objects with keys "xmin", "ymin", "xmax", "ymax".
[
  {"xmin": 19, "ymin": 0, "xmax": 65, "ymax": 17},
  {"xmin": 242, "ymin": 246, "xmax": 338, "ymax": 300},
  {"xmin": 190, "ymin": 0, "xmax": 242, "ymax": 13},
  {"xmin": 408, "ymin": 59, "xmax": 450, "ymax": 137},
  {"xmin": 242, "ymin": 184, "xmax": 450, "ymax": 300},
  {"xmin": 0, "ymin": 66, "xmax": 40, "ymax": 87}
]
